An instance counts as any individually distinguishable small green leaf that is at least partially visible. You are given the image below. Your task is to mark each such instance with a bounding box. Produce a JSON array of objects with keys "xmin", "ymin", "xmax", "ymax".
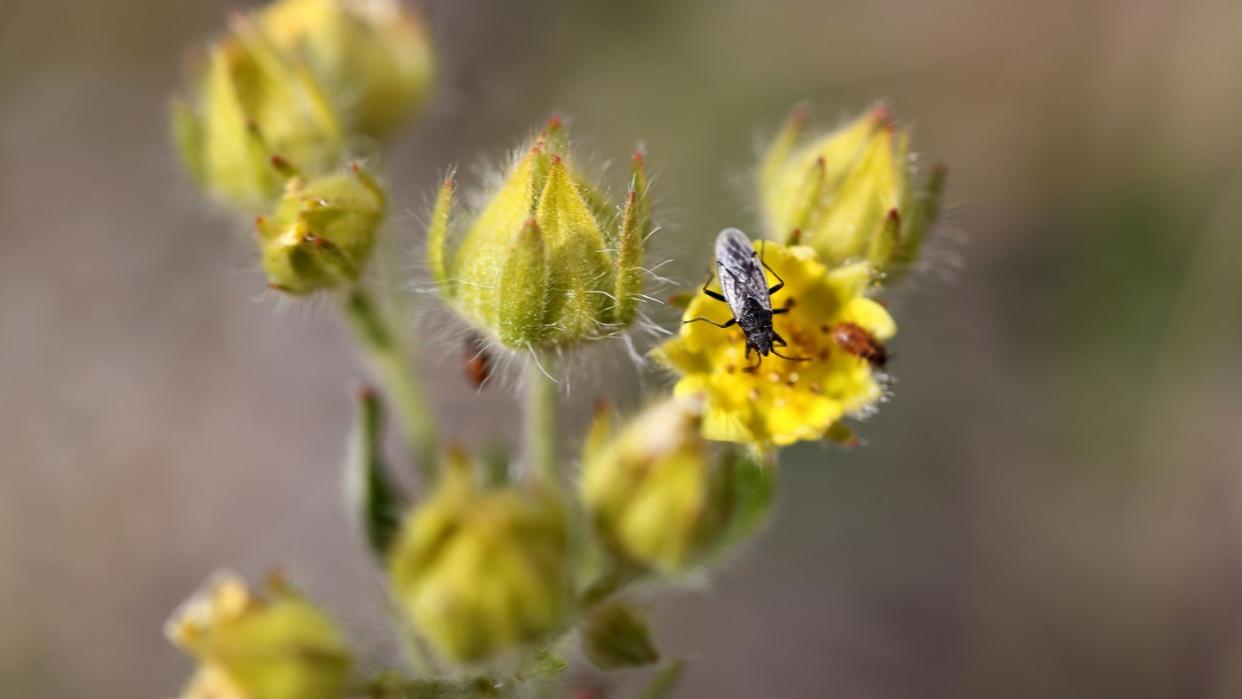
[
  {"xmin": 825, "ymin": 422, "xmax": 862, "ymax": 448},
  {"xmin": 496, "ymin": 218, "xmax": 548, "ymax": 346},
  {"xmin": 712, "ymin": 449, "xmax": 777, "ymax": 556},
  {"xmin": 612, "ymin": 152, "xmax": 649, "ymax": 325},
  {"xmin": 889, "ymin": 162, "xmax": 947, "ymax": 282},
  {"xmin": 637, "ymin": 660, "xmax": 685, "ymax": 699},
  {"xmin": 583, "ymin": 601, "xmax": 660, "ymax": 670},
  {"xmin": 528, "ymin": 648, "xmax": 569, "ymax": 681},
  {"xmin": 427, "ymin": 173, "xmax": 455, "ymax": 296},
  {"xmin": 344, "ymin": 387, "xmax": 406, "ymax": 562}
]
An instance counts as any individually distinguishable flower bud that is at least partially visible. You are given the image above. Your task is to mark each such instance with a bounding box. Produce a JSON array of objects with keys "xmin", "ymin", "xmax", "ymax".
[
  {"xmin": 172, "ymin": 12, "xmax": 344, "ymax": 212},
  {"xmin": 578, "ymin": 398, "xmax": 730, "ymax": 574},
  {"xmin": 388, "ymin": 450, "xmax": 570, "ymax": 663},
  {"xmin": 259, "ymin": 0, "xmax": 434, "ymax": 139},
  {"xmin": 758, "ymin": 105, "xmax": 944, "ymax": 277},
  {"xmin": 256, "ymin": 164, "xmax": 385, "ymax": 294},
  {"xmin": 165, "ymin": 571, "xmax": 352, "ymax": 699},
  {"xmin": 427, "ymin": 118, "xmax": 652, "ymax": 350}
]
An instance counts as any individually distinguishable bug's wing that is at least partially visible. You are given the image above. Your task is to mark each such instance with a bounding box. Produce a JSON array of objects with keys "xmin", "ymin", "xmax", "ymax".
[{"xmin": 715, "ymin": 228, "xmax": 771, "ymax": 311}]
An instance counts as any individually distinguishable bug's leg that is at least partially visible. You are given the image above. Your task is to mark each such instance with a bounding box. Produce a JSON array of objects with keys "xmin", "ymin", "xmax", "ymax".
[
  {"xmin": 743, "ymin": 344, "xmax": 762, "ymax": 373},
  {"xmin": 699, "ymin": 269, "xmax": 727, "ymax": 303},
  {"xmin": 772, "ymin": 331, "xmax": 788, "ymax": 347},
  {"xmin": 758, "ymin": 243, "xmax": 787, "ymax": 295},
  {"xmin": 682, "ymin": 316, "xmax": 737, "ymax": 329},
  {"xmin": 772, "ymin": 306, "xmax": 790, "ymax": 315}
]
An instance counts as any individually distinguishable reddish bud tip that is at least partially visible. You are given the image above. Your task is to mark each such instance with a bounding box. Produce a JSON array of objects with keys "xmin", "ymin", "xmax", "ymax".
[
  {"xmin": 870, "ymin": 104, "xmax": 892, "ymax": 129},
  {"xmin": 545, "ymin": 114, "xmax": 564, "ymax": 131},
  {"xmin": 631, "ymin": 149, "xmax": 645, "ymax": 167},
  {"xmin": 788, "ymin": 229, "xmax": 803, "ymax": 245},
  {"xmin": 791, "ymin": 103, "xmax": 811, "ymax": 124},
  {"xmin": 886, "ymin": 208, "xmax": 901, "ymax": 223},
  {"xmin": 356, "ymin": 384, "xmax": 378, "ymax": 401},
  {"xmin": 550, "ymin": 154, "xmax": 563, "ymax": 165},
  {"xmin": 593, "ymin": 398, "xmax": 612, "ymax": 417}
]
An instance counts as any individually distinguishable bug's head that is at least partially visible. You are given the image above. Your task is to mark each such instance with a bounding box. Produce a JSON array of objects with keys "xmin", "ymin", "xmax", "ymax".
[{"xmin": 747, "ymin": 329, "xmax": 774, "ymax": 357}]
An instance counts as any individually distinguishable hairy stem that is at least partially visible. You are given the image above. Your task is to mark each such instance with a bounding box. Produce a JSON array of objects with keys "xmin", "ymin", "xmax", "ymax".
[
  {"xmin": 341, "ymin": 286, "xmax": 437, "ymax": 482},
  {"xmin": 523, "ymin": 351, "xmax": 560, "ymax": 483}
]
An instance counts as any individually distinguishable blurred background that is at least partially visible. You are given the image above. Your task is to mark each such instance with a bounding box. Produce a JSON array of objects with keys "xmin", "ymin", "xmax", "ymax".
[{"xmin": 3, "ymin": 0, "xmax": 1242, "ymax": 696}]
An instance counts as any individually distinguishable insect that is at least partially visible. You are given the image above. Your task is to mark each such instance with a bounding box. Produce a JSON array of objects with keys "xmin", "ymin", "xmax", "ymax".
[
  {"xmin": 684, "ymin": 228, "xmax": 808, "ymax": 369},
  {"xmin": 462, "ymin": 332, "xmax": 493, "ymax": 388},
  {"xmin": 829, "ymin": 322, "xmax": 888, "ymax": 369}
]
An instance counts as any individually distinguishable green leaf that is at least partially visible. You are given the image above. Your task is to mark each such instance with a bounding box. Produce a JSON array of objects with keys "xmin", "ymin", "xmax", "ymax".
[
  {"xmin": 713, "ymin": 449, "xmax": 777, "ymax": 557},
  {"xmin": 636, "ymin": 660, "xmax": 685, "ymax": 699},
  {"xmin": 583, "ymin": 601, "xmax": 660, "ymax": 670},
  {"xmin": 344, "ymin": 387, "xmax": 406, "ymax": 562},
  {"xmin": 427, "ymin": 173, "xmax": 455, "ymax": 296}
]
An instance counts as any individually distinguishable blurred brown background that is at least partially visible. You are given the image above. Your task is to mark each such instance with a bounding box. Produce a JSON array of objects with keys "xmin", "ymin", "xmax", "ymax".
[{"xmin": 3, "ymin": 0, "xmax": 1242, "ymax": 697}]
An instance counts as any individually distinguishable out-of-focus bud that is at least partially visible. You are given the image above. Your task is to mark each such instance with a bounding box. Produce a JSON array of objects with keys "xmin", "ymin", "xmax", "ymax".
[
  {"xmin": 582, "ymin": 601, "xmax": 659, "ymax": 670},
  {"xmin": 256, "ymin": 164, "xmax": 385, "ymax": 294},
  {"xmin": 578, "ymin": 398, "xmax": 733, "ymax": 574},
  {"xmin": 166, "ymin": 571, "xmax": 352, "ymax": 699},
  {"xmin": 388, "ymin": 450, "xmax": 570, "ymax": 663},
  {"xmin": 172, "ymin": 12, "xmax": 343, "ymax": 212},
  {"xmin": 427, "ymin": 118, "xmax": 652, "ymax": 350},
  {"xmin": 260, "ymin": 0, "xmax": 434, "ymax": 140},
  {"xmin": 757, "ymin": 105, "xmax": 945, "ymax": 279}
]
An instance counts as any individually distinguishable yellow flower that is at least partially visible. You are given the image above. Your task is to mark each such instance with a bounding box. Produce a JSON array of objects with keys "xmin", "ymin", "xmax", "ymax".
[
  {"xmin": 653, "ymin": 242, "xmax": 895, "ymax": 447},
  {"xmin": 166, "ymin": 571, "xmax": 352, "ymax": 699}
]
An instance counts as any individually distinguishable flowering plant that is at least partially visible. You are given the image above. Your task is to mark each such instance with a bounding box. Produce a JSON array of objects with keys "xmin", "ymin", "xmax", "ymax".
[{"xmin": 166, "ymin": 3, "xmax": 945, "ymax": 697}]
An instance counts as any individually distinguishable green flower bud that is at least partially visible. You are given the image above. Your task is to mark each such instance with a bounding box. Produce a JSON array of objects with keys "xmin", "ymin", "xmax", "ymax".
[
  {"xmin": 259, "ymin": 0, "xmax": 434, "ymax": 139},
  {"xmin": 165, "ymin": 571, "xmax": 352, "ymax": 699},
  {"xmin": 172, "ymin": 11, "xmax": 343, "ymax": 212},
  {"xmin": 256, "ymin": 164, "xmax": 385, "ymax": 294},
  {"xmin": 389, "ymin": 450, "xmax": 570, "ymax": 663},
  {"xmin": 758, "ymin": 105, "xmax": 945, "ymax": 278},
  {"xmin": 427, "ymin": 118, "xmax": 652, "ymax": 350},
  {"xmin": 578, "ymin": 398, "xmax": 730, "ymax": 574}
]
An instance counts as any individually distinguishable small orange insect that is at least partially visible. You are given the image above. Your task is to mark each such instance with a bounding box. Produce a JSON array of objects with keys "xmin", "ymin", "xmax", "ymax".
[
  {"xmin": 829, "ymin": 322, "xmax": 888, "ymax": 369},
  {"xmin": 463, "ymin": 333, "xmax": 493, "ymax": 388}
]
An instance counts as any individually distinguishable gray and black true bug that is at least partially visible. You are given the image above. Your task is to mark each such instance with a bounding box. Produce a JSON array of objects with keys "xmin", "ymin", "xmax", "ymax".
[{"xmin": 683, "ymin": 228, "xmax": 809, "ymax": 369}]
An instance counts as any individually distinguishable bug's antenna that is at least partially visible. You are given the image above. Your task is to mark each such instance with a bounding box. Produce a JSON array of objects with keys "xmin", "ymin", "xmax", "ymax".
[{"xmin": 771, "ymin": 349, "xmax": 811, "ymax": 362}]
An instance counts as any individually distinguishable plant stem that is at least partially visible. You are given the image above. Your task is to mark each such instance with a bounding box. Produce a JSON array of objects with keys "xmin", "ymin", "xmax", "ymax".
[
  {"xmin": 523, "ymin": 351, "xmax": 560, "ymax": 483},
  {"xmin": 341, "ymin": 286, "xmax": 437, "ymax": 482}
]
